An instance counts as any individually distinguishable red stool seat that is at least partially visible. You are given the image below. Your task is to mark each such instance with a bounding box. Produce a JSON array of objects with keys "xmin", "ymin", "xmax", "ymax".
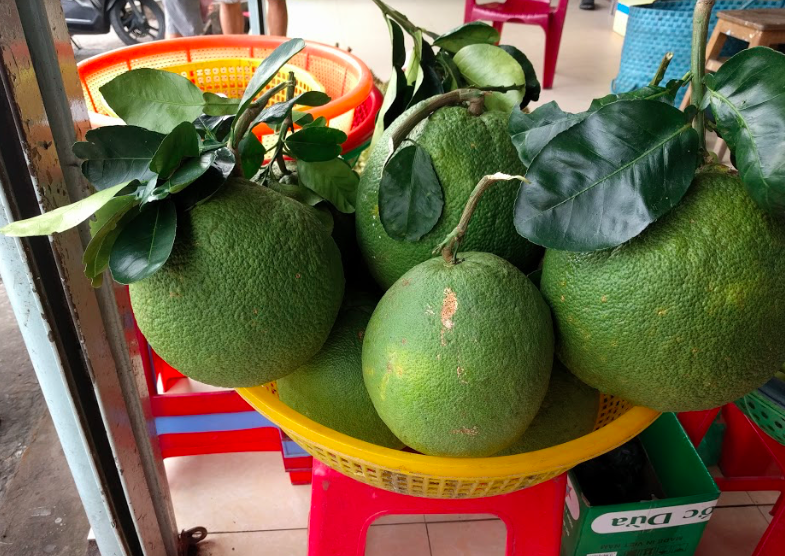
[{"xmin": 307, "ymin": 460, "xmax": 566, "ymax": 556}]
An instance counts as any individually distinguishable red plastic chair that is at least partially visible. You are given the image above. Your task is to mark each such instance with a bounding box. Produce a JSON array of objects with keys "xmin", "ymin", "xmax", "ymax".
[
  {"xmin": 464, "ymin": 0, "xmax": 569, "ymax": 89},
  {"xmin": 679, "ymin": 405, "xmax": 785, "ymax": 556},
  {"xmin": 307, "ymin": 460, "xmax": 566, "ymax": 556}
]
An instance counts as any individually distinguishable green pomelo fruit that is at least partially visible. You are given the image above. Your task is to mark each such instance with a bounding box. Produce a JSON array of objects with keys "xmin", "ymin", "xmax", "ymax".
[
  {"xmin": 130, "ymin": 178, "xmax": 345, "ymax": 387},
  {"xmin": 541, "ymin": 166, "xmax": 785, "ymax": 412},
  {"xmin": 363, "ymin": 252, "xmax": 554, "ymax": 457},
  {"xmin": 356, "ymin": 102, "xmax": 543, "ymax": 290},
  {"xmin": 495, "ymin": 362, "xmax": 599, "ymax": 455},
  {"xmin": 276, "ymin": 294, "xmax": 403, "ymax": 449}
]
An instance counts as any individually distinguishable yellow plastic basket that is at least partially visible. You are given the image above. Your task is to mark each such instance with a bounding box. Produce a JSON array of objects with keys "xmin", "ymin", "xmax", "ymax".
[{"xmin": 237, "ymin": 384, "xmax": 660, "ymax": 499}]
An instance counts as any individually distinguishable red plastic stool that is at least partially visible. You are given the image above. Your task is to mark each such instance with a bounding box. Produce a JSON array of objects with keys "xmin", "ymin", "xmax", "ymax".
[
  {"xmin": 463, "ymin": 0, "xmax": 569, "ymax": 89},
  {"xmin": 308, "ymin": 460, "xmax": 566, "ymax": 556},
  {"xmin": 681, "ymin": 404, "xmax": 785, "ymax": 556}
]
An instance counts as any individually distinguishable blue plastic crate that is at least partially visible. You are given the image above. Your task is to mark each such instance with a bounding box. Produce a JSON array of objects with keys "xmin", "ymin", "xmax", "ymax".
[{"xmin": 613, "ymin": 0, "xmax": 785, "ymax": 106}]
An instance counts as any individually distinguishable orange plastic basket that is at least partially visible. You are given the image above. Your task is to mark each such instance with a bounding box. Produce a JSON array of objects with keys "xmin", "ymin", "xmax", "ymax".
[{"xmin": 77, "ymin": 36, "xmax": 374, "ymax": 140}]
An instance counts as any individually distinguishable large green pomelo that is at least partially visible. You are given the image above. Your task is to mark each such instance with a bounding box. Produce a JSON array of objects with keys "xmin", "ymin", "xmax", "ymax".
[
  {"xmin": 363, "ymin": 252, "xmax": 554, "ymax": 457},
  {"xmin": 356, "ymin": 102, "xmax": 543, "ymax": 290},
  {"xmin": 276, "ymin": 294, "xmax": 403, "ymax": 448},
  {"xmin": 495, "ymin": 361, "xmax": 599, "ymax": 455},
  {"xmin": 541, "ymin": 166, "xmax": 785, "ymax": 412},
  {"xmin": 130, "ymin": 178, "xmax": 344, "ymax": 387}
]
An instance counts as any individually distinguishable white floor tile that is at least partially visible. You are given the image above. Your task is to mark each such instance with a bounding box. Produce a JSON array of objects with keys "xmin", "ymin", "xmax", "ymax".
[
  {"xmin": 758, "ymin": 505, "xmax": 774, "ymax": 524},
  {"xmin": 427, "ymin": 519, "xmax": 507, "ymax": 556},
  {"xmin": 695, "ymin": 506, "xmax": 768, "ymax": 556},
  {"xmin": 423, "ymin": 514, "xmax": 496, "ymax": 523},
  {"xmin": 365, "ymin": 523, "xmax": 431, "ymax": 556},
  {"xmin": 717, "ymin": 490, "xmax": 754, "ymax": 506},
  {"xmin": 197, "ymin": 529, "xmax": 307, "ymax": 556},
  {"xmin": 372, "ymin": 514, "xmax": 426, "ymax": 525},
  {"xmin": 165, "ymin": 452, "xmax": 311, "ymax": 533},
  {"xmin": 748, "ymin": 490, "xmax": 781, "ymax": 506}
]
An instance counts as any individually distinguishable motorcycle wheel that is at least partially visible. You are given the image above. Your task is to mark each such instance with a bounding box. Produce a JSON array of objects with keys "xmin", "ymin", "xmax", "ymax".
[{"xmin": 109, "ymin": 0, "xmax": 165, "ymax": 45}]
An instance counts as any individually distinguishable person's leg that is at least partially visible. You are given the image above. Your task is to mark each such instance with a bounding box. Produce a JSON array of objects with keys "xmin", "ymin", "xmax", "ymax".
[
  {"xmin": 164, "ymin": 0, "xmax": 203, "ymax": 38},
  {"xmin": 267, "ymin": 0, "xmax": 288, "ymax": 37},
  {"xmin": 218, "ymin": 0, "xmax": 245, "ymax": 34}
]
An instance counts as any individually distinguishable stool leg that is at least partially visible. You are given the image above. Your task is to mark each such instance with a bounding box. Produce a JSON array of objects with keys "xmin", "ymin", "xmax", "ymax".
[
  {"xmin": 308, "ymin": 462, "xmax": 377, "ymax": 556},
  {"xmin": 492, "ymin": 20, "xmax": 504, "ymax": 36},
  {"xmin": 494, "ymin": 474, "xmax": 567, "ymax": 556},
  {"xmin": 754, "ymin": 494, "xmax": 785, "ymax": 556},
  {"xmin": 678, "ymin": 407, "xmax": 722, "ymax": 447},
  {"xmin": 542, "ymin": 19, "xmax": 563, "ymax": 90}
]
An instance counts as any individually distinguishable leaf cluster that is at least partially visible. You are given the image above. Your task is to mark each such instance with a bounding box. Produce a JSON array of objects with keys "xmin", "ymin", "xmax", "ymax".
[{"xmin": 1, "ymin": 38, "xmax": 361, "ymax": 286}]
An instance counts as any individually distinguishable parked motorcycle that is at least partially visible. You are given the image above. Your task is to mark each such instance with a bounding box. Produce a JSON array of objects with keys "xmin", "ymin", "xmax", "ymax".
[{"xmin": 62, "ymin": 0, "xmax": 165, "ymax": 46}]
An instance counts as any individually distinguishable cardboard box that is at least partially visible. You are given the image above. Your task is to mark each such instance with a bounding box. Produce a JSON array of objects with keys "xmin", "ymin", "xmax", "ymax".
[
  {"xmin": 612, "ymin": 0, "xmax": 657, "ymax": 36},
  {"xmin": 561, "ymin": 413, "xmax": 720, "ymax": 556}
]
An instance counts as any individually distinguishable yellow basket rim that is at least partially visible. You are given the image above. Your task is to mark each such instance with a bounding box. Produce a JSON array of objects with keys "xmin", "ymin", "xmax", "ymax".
[{"xmin": 237, "ymin": 386, "xmax": 661, "ymax": 479}]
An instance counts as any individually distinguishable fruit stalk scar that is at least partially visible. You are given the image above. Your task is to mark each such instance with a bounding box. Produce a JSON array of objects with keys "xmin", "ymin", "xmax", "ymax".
[{"xmin": 434, "ymin": 172, "xmax": 526, "ymax": 264}]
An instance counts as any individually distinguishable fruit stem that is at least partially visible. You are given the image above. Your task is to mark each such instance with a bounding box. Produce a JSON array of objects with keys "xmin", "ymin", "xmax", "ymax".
[
  {"xmin": 434, "ymin": 173, "xmax": 526, "ymax": 265},
  {"xmin": 275, "ymin": 72, "xmax": 297, "ymax": 177},
  {"xmin": 371, "ymin": 0, "xmax": 438, "ymax": 39},
  {"xmin": 231, "ymin": 80, "xmax": 288, "ymax": 149},
  {"xmin": 650, "ymin": 52, "xmax": 674, "ymax": 86},
  {"xmin": 390, "ymin": 88, "xmax": 485, "ymax": 151},
  {"xmin": 691, "ymin": 0, "xmax": 715, "ymax": 152}
]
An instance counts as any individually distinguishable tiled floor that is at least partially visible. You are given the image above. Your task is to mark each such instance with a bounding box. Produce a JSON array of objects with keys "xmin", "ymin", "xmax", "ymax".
[
  {"xmin": 164, "ymin": 2, "xmax": 753, "ymax": 555},
  {"xmin": 165, "ymin": 450, "xmax": 779, "ymax": 556}
]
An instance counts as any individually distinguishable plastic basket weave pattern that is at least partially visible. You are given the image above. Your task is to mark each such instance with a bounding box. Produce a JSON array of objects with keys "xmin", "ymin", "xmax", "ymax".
[
  {"xmin": 77, "ymin": 36, "xmax": 373, "ymax": 135},
  {"xmin": 614, "ymin": 0, "xmax": 785, "ymax": 106},
  {"xmin": 237, "ymin": 385, "xmax": 660, "ymax": 499},
  {"xmin": 736, "ymin": 379, "xmax": 785, "ymax": 445}
]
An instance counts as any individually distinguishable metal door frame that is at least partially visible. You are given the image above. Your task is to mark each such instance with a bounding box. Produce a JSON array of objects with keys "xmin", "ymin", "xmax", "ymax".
[{"xmin": 0, "ymin": 0, "xmax": 180, "ymax": 554}]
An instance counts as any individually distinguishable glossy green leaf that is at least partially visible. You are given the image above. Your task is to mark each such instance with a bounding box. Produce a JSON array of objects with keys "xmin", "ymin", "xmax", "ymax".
[
  {"xmin": 174, "ymin": 149, "xmax": 235, "ymax": 211},
  {"xmin": 436, "ymin": 50, "xmax": 464, "ymax": 91},
  {"xmin": 590, "ymin": 78, "xmax": 686, "ymax": 111},
  {"xmin": 194, "ymin": 114, "xmax": 234, "ymax": 142},
  {"xmin": 703, "ymin": 46, "xmax": 785, "ymax": 214},
  {"xmin": 297, "ymin": 158, "xmax": 358, "ymax": 213},
  {"xmin": 0, "ymin": 182, "xmax": 128, "ymax": 237},
  {"xmin": 408, "ymin": 40, "xmax": 443, "ymax": 108},
  {"xmin": 285, "ymin": 127, "xmax": 347, "ymax": 162},
  {"xmin": 252, "ymin": 91, "xmax": 331, "ymax": 127},
  {"xmin": 203, "ymin": 92, "xmax": 240, "ymax": 116},
  {"xmin": 292, "ymin": 111, "xmax": 314, "ymax": 126},
  {"xmin": 236, "ymin": 38, "xmax": 305, "ymax": 123},
  {"xmin": 515, "ymin": 100, "xmax": 699, "ymax": 251},
  {"xmin": 238, "ymin": 133, "xmax": 266, "ymax": 178},
  {"xmin": 499, "ymin": 45, "xmax": 540, "ymax": 108},
  {"xmin": 433, "ymin": 21, "xmax": 500, "ymax": 54},
  {"xmin": 405, "ymin": 28, "xmax": 423, "ymax": 90},
  {"xmin": 453, "ymin": 44, "xmax": 525, "ymax": 112},
  {"xmin": 167, "ymin": 151, "xmax": 217, "ymax": 193},
  {"xmin": 373, "ymin": 17, "xmax": 411, "ymax": 143},
  {"xmin": 100, "ymin": 69, "xmax": 205, "ymax": 134},
  {"xmin": 307, "ymin": 116, "xmax": 328, "ymax": 127},
  {"xmin": 84, "ymin": 199, "xmax": 139, "ymax": 287},
  {"xmin": 509, "ymin": 102, "xmax": 588, "ymax": 167},
  {"xmin": 109, "ymin": 200, "xmax": 178, "ymax": 284},
  {"xmin": 149, "ymin": 122, "xmax": 201, "ymax": 179},
  {"xmin": 73, "ymin": 126, "xmax": 164, "ymax": 190},
  {"xmin": 378, "ymin": 144, "xmax": 443, "ymax": 241}
]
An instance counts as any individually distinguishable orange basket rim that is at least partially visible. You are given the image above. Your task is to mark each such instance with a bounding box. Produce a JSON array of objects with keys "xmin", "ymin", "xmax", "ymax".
[
  {"xmin": 237, "ymin": 385, "xmax": 661, "ymax": 479},
  {"xmin": 77, "ymin": 35, "xmax": 374, "ymax": 122}
]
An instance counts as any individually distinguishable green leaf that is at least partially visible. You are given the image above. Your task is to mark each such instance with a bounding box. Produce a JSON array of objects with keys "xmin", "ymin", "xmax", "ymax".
[
  {"xmin": 499, "ymin": 45, "xmax": 540, "ymax": 108},
  {"xmin": 0, "ymin": 182, "xmax": 129, "ymax": 237},
  {"xmin": 84, "ymin": 198, "xmax": 139, "ymax": 287},
  {"xmin": 453, "ymin": 44, "xmax": 525, "ymax": 112},
  {"xmin": 100, "ymin": 69, "xmax": 205, "ymax": 134},
  {"xmin": 238, "ymin": 133, "xmax": 266, "ymax": 178},
  {"xmin": 174, "ymin": 148, "xmax": 235, "ymax": 211},
  {"xmin": 285, "ymin": 127, "xmax": 347, "ymax": 162},
  {"xmin": 515, "ymin": 100, "xmax": 699, "ymax": 251},
  {"xmin": 509, "ymin": 102, "xmax": 588, "ymax": 167},
  {"xmin": 703, "ymin": 46, "xmax": 785, "ymax": 214},
  {"xmin": 194, "ymin": 114, "xmax": 234, "ymax": 142},
  {"xmin": 589, "ymin": 78, "xmax": 686, "ymax": 111},
  {"xmin": 203, "ymin": 92, "xmax": 240, "ymax": 116},
  {"xmin": 297, "ymin": 158, "xmax": 359, "ymax": 213},
  {"xmin": 433, "ymin": 21, "xmax": 500, "ymax": 54},
  {"xmin": 307, "ymin": 116, "xmax": 328, "ymax": 128},
  {"xmin": 252, "ymin": 91, "xmax": 331, "ymax": 127},
  {"xmin": 168, "ymin": 151, "xmax": 217, "ymax": 193},
  {"xmin": 236, "ymin": 38, "xmax": 305, "ymax": 123},
  {"xmin": 436, "ymin": 51, "xmax": 464, "ymax": 91},
  {"xmin": 378, "ymin": 144, "xmax": 443, "ymax": 241},
  {"xmin": 405, "ymin": 28, "xmax": 423, "ymax": 90},
  {"xmin": 408, "ymin": 40, "xmax": 443, "ymax": 107},
  {"xmin": 109, "ymin": 200, "xmax": 178, "ymax": 284},
  {"xmin": 73, "ymin": 126, "xmax": 164, "ymax": 190},
  {"xmin": 372, "ymin": 17, "xmax": 412, "ymax": 144},
  {"xmin": 149, "ymin": 122, "xmax": 201, "ymax": 179},
  {"xmin": 292, "ymin": 111, "xmax": 314, "ymax": 126}
]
